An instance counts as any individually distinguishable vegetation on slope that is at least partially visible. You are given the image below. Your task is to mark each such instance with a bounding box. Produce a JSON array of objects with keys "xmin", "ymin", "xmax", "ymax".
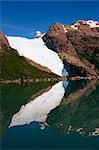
[{"xmin": 0, "ymin": 44, "xmax": 58, "ymax": 80}]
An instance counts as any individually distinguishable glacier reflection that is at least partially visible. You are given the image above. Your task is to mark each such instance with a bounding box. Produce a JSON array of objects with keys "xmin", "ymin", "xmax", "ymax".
[{"xmin": 9, "ymin": 81, "xmax": 69, "ymax": 128}]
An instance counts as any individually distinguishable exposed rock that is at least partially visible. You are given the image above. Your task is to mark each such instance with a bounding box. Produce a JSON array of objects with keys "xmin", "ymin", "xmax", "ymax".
[
  {"xmin": 0, "ymin": 31, "xmax": 10, "ymax": 51},
  {"xmin": 43, "ymin": 20, "xmax": 99, "ymax": 77},
  {"xmin": 0, "ymin": 32, "xmax": 10, "ymax": 48}
]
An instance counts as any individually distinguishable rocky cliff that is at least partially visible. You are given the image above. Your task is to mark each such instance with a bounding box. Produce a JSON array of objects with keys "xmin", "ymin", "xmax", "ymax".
[{"xmin": 43, "ymin": 20, "xmax": 99, "ymax": 77}]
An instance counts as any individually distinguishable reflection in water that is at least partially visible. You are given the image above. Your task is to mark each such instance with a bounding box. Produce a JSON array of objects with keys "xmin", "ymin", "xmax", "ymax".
[
  {"xmin": 47, "ymin": 80, "xmax": 99, "ymax": 136},
  {"xmin": 9, "ymin": 81, "xmax": 69, "ymax": 128},
  {"xmin": 1, "ymin": 80, "xmax": 99, "ymax": 138},
  {"xmin": 0, "ymin": 82, "xmax": 55, "ymax": 135},
  {"xmin": 1, "ymin": 80, "xmax": 99, "ymax": 150}
]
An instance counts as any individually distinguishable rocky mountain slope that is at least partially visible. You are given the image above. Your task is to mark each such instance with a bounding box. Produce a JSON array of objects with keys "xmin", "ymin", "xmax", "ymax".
[
  {"xmin": 43, "ymin": 20, "xmax": 99, "ymax": 77},
  {"xmin": 1, "ymin": 20, "xmax": 99, "ymax": 79},
  {"xmin": 0, "ymin": 32, "xmax": 58, "ymax": 81}
]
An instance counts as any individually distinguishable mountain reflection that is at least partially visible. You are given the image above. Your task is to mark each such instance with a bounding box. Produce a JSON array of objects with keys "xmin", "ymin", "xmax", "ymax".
[
  {"xmin": 47, "ymin": 80, "xmax": 99, "ymax": 137},
  {"xmin": 1, "ymin": 80, "xmax": 99, "ymax": 137},
  {"xmin": 9, "ymin": 81, "xmax": 68, "ymax": 128},
  {"xmin": 0, "ymin": 82, "xmax": 56, "ymax": 135}
]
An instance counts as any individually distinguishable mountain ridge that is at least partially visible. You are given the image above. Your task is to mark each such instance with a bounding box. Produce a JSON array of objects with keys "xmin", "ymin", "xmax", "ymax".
[
  {"xmin": 43, "ymin": 20, "xmax": 99, "ymax": 77},
  {"xmin": 1, "ymin": 20, "xmax": 99, "ymax": 80}
]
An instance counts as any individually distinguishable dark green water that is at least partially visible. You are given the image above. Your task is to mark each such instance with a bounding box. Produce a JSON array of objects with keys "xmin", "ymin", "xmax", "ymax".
[{"xmin": 0, "ymin": 80, "xmax": 99, "ymax": 149}]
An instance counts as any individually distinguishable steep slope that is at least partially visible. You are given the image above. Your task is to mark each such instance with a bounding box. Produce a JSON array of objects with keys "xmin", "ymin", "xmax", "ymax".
[
  {"xmin": 6, "ymin": 35, "xmax": 67, "ymax": 76},
  {"xmin": 43, "ymin": 20, "xmax": 99, "ymax": 77},
  {"xmin": 0, "ymin": 32, "xmax": 58, "ymax": 80}
]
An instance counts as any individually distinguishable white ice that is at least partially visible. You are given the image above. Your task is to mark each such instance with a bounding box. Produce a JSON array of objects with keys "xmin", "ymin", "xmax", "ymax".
[{"xmin": 6, "ymin": 35, "xmax": 67, "ymax": 76}]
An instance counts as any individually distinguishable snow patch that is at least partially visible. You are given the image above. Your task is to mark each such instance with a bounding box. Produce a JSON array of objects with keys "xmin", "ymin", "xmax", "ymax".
[
  {"xmin": 71, "ymin": 20, "xmax": 99, "ymax": 30},
  {"xmin": 83, "ymin": 20, "xmax": 99, "ymax": 28},
  {"xmin": 71, "ymin": 25, "xmax": 78, "ymax": 30},
  {"xmin": 35, "ymin": 31, "xmax": 41, "ymax": 38},
  {"xmin": 62, "ymin": 25, "xmax": 68, "ymax": 33},
  {"xmin": 6, "ymin": 35, "xmax": 68, "ymax": 76}
]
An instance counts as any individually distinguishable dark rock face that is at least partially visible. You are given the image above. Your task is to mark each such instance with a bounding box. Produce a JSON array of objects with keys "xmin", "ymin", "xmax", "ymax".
[{"xmin": 43, "ymin": 20, "xmax": 99, "ymax": 77}]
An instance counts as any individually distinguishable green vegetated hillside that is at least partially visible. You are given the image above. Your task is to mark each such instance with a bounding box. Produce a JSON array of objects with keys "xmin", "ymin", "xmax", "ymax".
[
  {"xmin": 0, "ymin": 81, "xmax": 55, "ymax": 136},
  {"xmin": 0, "ymin": 43, "xmax": 58, "ymax": 81}
]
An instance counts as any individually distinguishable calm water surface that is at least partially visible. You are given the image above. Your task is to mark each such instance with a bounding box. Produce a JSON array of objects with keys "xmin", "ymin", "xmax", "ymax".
[{"xmin": 0, "ymin": 80, "xmax": 99, "ymax": 149}]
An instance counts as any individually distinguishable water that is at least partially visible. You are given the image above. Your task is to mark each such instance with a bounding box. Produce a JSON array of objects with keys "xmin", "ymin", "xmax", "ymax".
[{"xmin": 0, "ymin": 80, "xmax": 99, "ymax": 149}]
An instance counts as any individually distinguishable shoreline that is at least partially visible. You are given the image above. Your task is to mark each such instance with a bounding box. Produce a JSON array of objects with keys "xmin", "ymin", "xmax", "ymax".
[{"xmin": 0, "ymin": 76, "xmax": 99, "ymax": 84}]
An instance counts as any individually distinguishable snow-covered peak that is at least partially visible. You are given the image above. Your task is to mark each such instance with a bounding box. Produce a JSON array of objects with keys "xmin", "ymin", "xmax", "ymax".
[
  {"xmin": 71, "ymin": 20, "xmax": 99, "ymax": 30},
  {"xmin": 83, "ymin": 20, "xmax": 99, "ymax": 28},
  {"xmin": 6, "ymin": 35, "xmax": 68, "ymax": 76}
]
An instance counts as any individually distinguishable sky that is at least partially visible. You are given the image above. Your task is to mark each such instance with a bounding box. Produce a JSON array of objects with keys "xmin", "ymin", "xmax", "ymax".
[{"xmin": 0, "ymin": 1, "xmax": 99, "ymax": 38}]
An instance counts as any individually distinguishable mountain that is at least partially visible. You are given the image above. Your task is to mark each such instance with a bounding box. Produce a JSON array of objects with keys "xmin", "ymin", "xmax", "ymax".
[
  {"xmin": 43, "ymin": 20, "xmax": 99, "ymax": 77},
  {"xmin": 1, "ymin": 20, "xmax": 99, "ymax": 79},
  {"xmin": 6, "ymin": 32, "xmax": 67, "ymax": 77},
  {"xmin": 0, "ymin": 32, "xmax": 58, "ymax": 81}
]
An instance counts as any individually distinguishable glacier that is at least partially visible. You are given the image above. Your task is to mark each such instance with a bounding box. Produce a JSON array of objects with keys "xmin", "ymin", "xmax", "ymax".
[{"xmin": 6, "ymin": 35, "xmax": 68, "ymax": 76}]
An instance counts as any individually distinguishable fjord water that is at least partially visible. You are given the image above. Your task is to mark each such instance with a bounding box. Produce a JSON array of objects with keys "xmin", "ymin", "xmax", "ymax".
[{"xmin": 1, "ymin": 80, "xmax": 99, "ymax": 149}]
